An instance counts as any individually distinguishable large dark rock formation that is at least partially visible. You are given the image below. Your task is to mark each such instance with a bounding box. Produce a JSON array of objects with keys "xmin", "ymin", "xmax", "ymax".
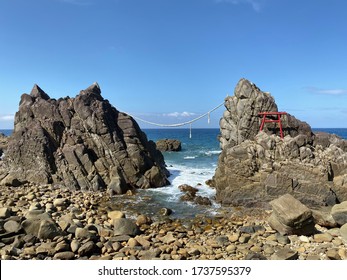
[
  {"xmin": 0, "ymin": 83, "xmax": 169, "ymax": 193},
  {"xmin": 212, "ymin": 78, "xmax": 347, "ymax": 208}
]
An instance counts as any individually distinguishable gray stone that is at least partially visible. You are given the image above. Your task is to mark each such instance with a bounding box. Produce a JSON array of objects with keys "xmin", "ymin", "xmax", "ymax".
[
  {"xmin": 22, "ymin": 212, "xmax": 61, "ymax": 240},
  {"xmin": 270, "ymin": 195, "xmax": 312, "ymax": 227},
  {"xmin": 4, "ymin": 220, "xmax": 21, "ymax": 233},
  {"xmin": 53, "ymin": 251, "xmax": 75, "ymax": 260},
  {"xmin": 331, "ymin": 201, "xmax": 347, "ymax": 226},
  {"xmin": 70, "ymin": 240, "xmax": 80, "ymax": 253},
  {"xmin": 113, "ymin": 218, "xmax": 141, "ymax": 236},
  {"xmin": 138, "ymin": 248, "xmax": 162, "ymax": 260},
  {"xmin": 78, "ymin": 241, "xmax": 96, "ymax": 257},
  {"xmin": 313, "ymin": 233, "xmax": 333, "ymax": 243},
  {"xmin": 75, "ymin": 227, "xmax": 93, "ymax": 240},
  {"xmin": 271, "ymin": 248, "xmax": 298, "ymax": 260}
]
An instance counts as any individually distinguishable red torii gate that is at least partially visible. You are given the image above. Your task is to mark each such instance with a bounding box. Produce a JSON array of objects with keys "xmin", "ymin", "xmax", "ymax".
[{"xmin": 258, "ymin": 111, "xmax": 287, "ymax": 139}]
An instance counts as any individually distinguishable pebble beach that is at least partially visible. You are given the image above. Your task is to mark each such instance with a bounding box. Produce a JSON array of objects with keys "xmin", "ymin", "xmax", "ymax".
[{"xmin": 1, "ymin": 183, "xmax": 346, "ymax": 260}]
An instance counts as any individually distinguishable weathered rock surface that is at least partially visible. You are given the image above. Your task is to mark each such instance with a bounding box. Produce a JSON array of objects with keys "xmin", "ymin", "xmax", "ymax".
[
  {"xmin": 0, "ymin": 83, "xmax": 169, "ymax": 193},
  {"xmin": 268, "ymin": 194, "xmax": 315, "ymax": 235},
  {"xmin": 156, "ymin": 139, "xmax": 182, "ymax": 152},
  {"xmin": 331, "ymin": 201, "xmax": 347, "ymax": 226},
  {"xmin": 212, "ymin": 78, "xmax": 347, "ymax": 207}
]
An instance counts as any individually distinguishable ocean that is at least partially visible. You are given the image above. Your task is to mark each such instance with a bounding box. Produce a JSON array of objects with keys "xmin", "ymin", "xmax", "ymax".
[{"xmin": 1, "ymin": 128, "xmax": 347, "ymax": 219}]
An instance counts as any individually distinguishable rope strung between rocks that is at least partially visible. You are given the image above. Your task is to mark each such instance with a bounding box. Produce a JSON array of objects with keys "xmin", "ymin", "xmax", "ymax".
[
  {"xmin": 126, "ymin": 101, "xmax": 225, "ymax": 138},
  {"xmin": 128, "ymin": 101, "xmax": 225, "ymax": 128}
]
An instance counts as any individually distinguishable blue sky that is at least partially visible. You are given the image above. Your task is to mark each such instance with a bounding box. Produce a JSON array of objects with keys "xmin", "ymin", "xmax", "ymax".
[{"xmin": 0, "ymin": 0, "xmax": 346, "ymax": 129}]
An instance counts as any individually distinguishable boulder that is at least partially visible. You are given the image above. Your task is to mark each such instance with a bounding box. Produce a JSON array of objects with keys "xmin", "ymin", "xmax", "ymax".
[
  {"xmin": 21, "ymin": 211, "xmax": 61, "ymax": 240},
  {"xmin": 212, "ymin": 78, "xmax": 347, "ymax": 207},
  {"xmin": 113, "ymin": 218, "xmax": 141, "ymax": 236},
  {"xmin": 0, "ymin": 83, "xmax": 169, "ymax": 192},
  {"xmin": 156, "ymin": 139, "xmax": 182, "ymax": 152},
  {"xmin": 331, "ymin": 201, "xmax": 347, "ymax": 226},
  {"xmin": 268, "ymin": 194, "xmax": 315, "ymax": 235}
]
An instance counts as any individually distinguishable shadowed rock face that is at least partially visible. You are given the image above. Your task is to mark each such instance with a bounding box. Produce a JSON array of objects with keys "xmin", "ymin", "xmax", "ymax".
[
  {"xmin": 0, "ymin": 83, "xmax": 169, "ymax": 193},
  {"xmin": 0, "ymin": 133, "xmax": 8, "ymax": 158},
  {"xmin": 213, "ymin": 78, "xmax": 347, "ymax": 208}
]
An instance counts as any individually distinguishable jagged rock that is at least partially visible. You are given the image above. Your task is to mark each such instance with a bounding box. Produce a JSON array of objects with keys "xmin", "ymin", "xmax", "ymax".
[
  {"xmin": 156, "ymin": 139, "xmax": 182, "ymax": 152},
  {"xmin": 0, "ymin": 83, "xmax": 169, "ymax": 192},
  {"xmin": 331, "ymin": 201, "xmax": 347, "ymax": 226},
  {"xmin": 268, "ymin": 194, "xmax": 315, "ymax": 235},
  {"xmin": 212, "ymin": 78, "xmax": 347, "ymax": 207}
]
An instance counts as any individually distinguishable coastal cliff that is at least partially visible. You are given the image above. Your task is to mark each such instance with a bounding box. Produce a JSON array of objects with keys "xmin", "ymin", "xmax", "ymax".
[
  {"xmin": 213, "ymin": 78, "xmax": 347, "ymax": 207},
  {"xmin": 0, "ymin": 83, "xmax": 169, "ymax": 193}
]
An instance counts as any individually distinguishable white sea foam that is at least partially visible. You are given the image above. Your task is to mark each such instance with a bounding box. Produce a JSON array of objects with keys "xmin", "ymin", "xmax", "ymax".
[
  {"xmin": 149, "ymin": 164, "xmax": 216, "ymax": 202},
  {"xmin": 184, "ymin": 156, "xmax": 196, "ymax": 159},
  {"xmin": 204, "ymin": 150, "xmax": 221, "ymax": 156}
]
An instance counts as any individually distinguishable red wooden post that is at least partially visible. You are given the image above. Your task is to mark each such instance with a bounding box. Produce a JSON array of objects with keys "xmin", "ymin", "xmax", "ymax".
[{"xmin": 258, "ymin": 112, "xmax": 287, "ymax": 139}]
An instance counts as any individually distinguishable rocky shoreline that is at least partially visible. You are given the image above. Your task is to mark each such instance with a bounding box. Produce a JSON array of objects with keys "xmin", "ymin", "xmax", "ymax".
[{"xmin": 1, "ymin": 183, "xmax": 346, "ymax": 260}]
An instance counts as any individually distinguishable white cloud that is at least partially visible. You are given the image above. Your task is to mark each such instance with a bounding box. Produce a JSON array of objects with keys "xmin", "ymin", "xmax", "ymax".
[
  {"xmin": 0, "ymin": 115, "xmax": 15, "ymax": 121},
  {"xmin": 164, "ymin": 112, "xmax": 197, "ymax": 118},
  {"xmin": 306, "ymin": 87, "xmax": 347, "ymax": 96},
  {"xmin": 215, "ymin": 0, "xmax": 262, "ymax": 12}
]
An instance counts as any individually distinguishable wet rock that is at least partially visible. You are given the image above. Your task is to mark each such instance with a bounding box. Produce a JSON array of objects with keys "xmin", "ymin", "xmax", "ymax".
[
  {"xmin": 194, "ymin": 196, "xmax": 212, "ymax": 206},
  {"xmin": 159, "ymin": 208, "xmax": 172, "ymax": 216},
  {"xmin": 136, "ymin": 215, "xmax": 152, "ymax": 226},
  {"xmin": 156, "ymin": 139, "xmax": 182, "ymax": 152},
  {"xmin": 331, "ymin": 201, "xmax": 347, "ymax": 226}
]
